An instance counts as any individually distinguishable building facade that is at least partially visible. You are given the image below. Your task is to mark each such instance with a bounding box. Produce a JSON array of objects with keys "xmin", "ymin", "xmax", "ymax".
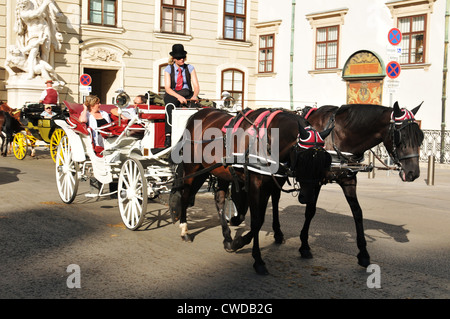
[
  {"xmin": 0, "ymin": 0, "xmax": 449, "ymax": 133},
  {"xmin": 255, "ymin": 0, "xmax": 449, "ymax": 131},
  {"xmin": 0, "ymin": 0, "xmax": 258, "ymax": 108}
]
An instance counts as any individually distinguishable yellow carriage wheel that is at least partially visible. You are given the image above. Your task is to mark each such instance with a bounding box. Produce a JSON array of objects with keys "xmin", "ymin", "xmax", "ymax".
[
  {"xmin": 50, "ymin": 128, "xmax": 65, "ymax": 163},
  {"xmin": 12, "ymin": 132, "xmax": 28, "ymax": 160}
]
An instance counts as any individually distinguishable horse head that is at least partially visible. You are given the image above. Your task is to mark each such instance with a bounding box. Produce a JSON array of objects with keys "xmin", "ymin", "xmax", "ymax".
[
  {"xmin": 387, "ymin": 101, "xmax": 424, "ymax": 182},
  {"xmin": 292, "ymin": 124, "xmax": 332, "ymax": 203}
]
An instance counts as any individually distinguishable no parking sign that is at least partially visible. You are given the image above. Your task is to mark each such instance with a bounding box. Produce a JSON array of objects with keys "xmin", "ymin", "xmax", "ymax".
[
  {"xmin": 386, "ymin": 61, "xmax": 401, "ymax": 79},
  {"xmin": 80, "ymin": 74, "xmax": 92, "ymax": 86},
  {"xmin": 388, "ymin": 28, "xmax": 402, "ymax": 46}
]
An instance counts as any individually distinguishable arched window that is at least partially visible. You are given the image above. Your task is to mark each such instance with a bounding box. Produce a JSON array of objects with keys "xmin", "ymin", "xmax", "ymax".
[{"xmin": 221, "ymin": 69, "xmax": 244, "ymax": 104}]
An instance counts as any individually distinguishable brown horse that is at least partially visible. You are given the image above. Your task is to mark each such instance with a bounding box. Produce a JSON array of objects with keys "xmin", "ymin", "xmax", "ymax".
[
  {"xmin": 0, "ymin": 110, "xmax": 23, "ymax": 157},
  {"xmin": 233, "ymin": 101, "xmax": 424, "ymax": 268},
  {"xmin": 169, "ymin": 107, "xmax": 332, "ymax": 274},
  {"xmin": 0, "ymin": 102, "xmax": 23, "ymax": 156}
]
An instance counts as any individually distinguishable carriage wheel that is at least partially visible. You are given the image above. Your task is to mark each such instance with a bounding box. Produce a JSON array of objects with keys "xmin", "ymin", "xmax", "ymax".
[
  {"xmin": 224, "ymin": 196, "xmax": 238, "ymax": 221},
  {"xmin": 118, "ymin": 158, "xmax": 148, "ymax": 230},
  {"xmin": 12, "ymin": 132, "xmax": 28, "ymax": 160},
  {"xmin": 55, "ymin": 135, "xmax": 79, "ymax": 204},
  {"xmin": 50, "ymin": 128, "xmax": 65, "ymax": 163}
]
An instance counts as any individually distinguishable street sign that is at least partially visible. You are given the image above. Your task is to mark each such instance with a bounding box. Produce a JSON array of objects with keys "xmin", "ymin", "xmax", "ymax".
[
  {"xmin": 386, "ymin": 45, "xmax": 402, "ymax": 61},
  {"xmin": 386, "ymin": 61, "xmax": 401, "ymax": 79},
  {"xmin": 388, "ymin": 28, "xmax": 402, "ymax": 46},
  {"xmin": 79, "ymin": 85, "xmax": 92, "ymax": 95},
  {"xmin": 80, "ymin": 74, "xmax": 92, "ymax": 86},
  {"xmin": 387, "ymin": 79, "xmax": 400, "ymax": 93}
]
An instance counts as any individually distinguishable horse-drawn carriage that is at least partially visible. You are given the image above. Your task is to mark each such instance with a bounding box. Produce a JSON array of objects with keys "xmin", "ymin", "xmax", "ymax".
[
  {"xmin": 13, "ymin": 102, "xmax": 68, "ymax": 161},
  {"xmin": 54, "ymin": 91, "xmax": 217, "ymax": 230},
  {"xmin": 53, "ymin": 88, "xmax": 425, "ymax": 275}
]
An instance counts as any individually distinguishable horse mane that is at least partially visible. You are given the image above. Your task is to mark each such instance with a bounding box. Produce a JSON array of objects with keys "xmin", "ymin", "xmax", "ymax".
[
  {"xmin": 335, "ymin": 104, "xmax": 423, "ymax": 147},
  {"xmin": 336, "ymin": 104, "xmax": 389, "ymax": 131}
]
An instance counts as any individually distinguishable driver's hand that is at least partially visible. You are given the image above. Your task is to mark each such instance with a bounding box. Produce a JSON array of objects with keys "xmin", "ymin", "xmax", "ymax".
[{"xmin": 177, "ymin": 96, "xmax": 187, "ymax": 105}]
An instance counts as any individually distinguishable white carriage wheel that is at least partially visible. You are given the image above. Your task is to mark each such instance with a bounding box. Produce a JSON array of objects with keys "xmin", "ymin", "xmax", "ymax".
[
  {"xmin": 55, "ymin": 135, "xmax": 79, "ymax": 204},
  {"xmin": 224, "ymin": 196, "xmax": 238, "ymax": 221},
  {"xmin": 118, "ymin": 158, "xmax": 148, "ymax": 230}
]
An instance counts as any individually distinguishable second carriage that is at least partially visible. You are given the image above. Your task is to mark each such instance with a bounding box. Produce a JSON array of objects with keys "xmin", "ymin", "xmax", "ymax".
[
  {"xmin": 13, "ymin": 102, "xmax": 68, "ymax": 161},
  {"xmin": 54, "ymin": 92, "xmax": 221, "ymax": 230}
]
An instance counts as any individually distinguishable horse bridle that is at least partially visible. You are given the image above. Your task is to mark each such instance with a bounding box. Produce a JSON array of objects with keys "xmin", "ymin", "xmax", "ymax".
[{"xmin": 388, "ymin": 115, "xmax": 420, "ymax": 166}]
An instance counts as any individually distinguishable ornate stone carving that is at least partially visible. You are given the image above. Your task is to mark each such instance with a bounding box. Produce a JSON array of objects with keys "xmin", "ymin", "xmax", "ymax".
[
  {"xmin": 6, "ymin": 0, "xmax": 62, "ymax": 80},
  {"xmin": 82, "ymin": 48, "xmax": 120, "ymax": 65}
]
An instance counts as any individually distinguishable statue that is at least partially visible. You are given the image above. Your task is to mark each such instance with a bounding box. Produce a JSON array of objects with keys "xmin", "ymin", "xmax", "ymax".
[{"xmin": 7, "ymin": 0, "xmax": 62, "ymax": 80}]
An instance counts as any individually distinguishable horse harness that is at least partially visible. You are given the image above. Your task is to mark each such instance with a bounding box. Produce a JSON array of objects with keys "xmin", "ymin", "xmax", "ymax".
[
  {"xmin": 388, "ymin": 108, "xmax": 420, "ymax": 164},
  {"xmin": 303, "ymin": 106, "xmax": 420, "ymax": 183},
  {"xmin": 173, "ymin": 108, "xmax": 327, "ymax": 193}
]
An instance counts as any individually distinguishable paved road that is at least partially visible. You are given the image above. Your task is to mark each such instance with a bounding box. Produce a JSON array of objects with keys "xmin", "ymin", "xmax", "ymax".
[{"xmin": 0, "ymin": 149, "xmax": 449, "ymax": 300}]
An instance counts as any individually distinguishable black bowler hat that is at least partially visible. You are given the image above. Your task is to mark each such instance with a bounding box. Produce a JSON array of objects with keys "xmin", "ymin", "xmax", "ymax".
[{"xmin": 170, "ymin": 44, "xmax": 187, "ymax": 59}]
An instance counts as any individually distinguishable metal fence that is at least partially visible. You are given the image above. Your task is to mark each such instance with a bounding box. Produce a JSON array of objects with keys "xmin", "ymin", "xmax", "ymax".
[{"xmin": 372, "ymin": 130, "xmax": 450, "ymax": 164}]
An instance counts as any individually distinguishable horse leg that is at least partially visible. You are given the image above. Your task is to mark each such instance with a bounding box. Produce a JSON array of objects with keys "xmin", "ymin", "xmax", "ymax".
[
  {"xmin": 178, "ymin": 169, "xmax": 208, "ymax": 242},
  {"xmin": 232, "ymin": 177, "xmax": 271, "ymax": 275},
  {"xmin": 214, "ymin": 179, "xmax": 233, "ymax": 251},
  {"xmin": 299, "ymin": 184, "xmax": 321, "ymax": 259},
  {"xmin": 271, "ymin": 187, "xmax": 285, "ymax": 244},
  {"xmin": 229, "ymin": 182, "xmax": 248, "ymax": 226},
  {"xmin": 339, "ymin": 176, "xmax": 371, "ymax": 267}
]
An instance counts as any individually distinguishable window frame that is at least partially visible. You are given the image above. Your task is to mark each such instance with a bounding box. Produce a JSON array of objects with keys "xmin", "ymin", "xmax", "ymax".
[
  {"xmin": 159, "ymin": 63, "xmax": 169, "ymax": 94},
  {"xmin": 258, "ymin": 34, "xmax": 275, "ymax": 73},
  {"xmin": 223, "ymin": 0, "xmax": 247, "ymax": 41},
  {"xmin": 315, "ymin": 25, "xmax": 339, "ymax": 70},
  {"xmin": 160, "ymin": 0, "xmax": 187, "ymax": 35},
  {"xmin": 221, "ymin": 68, "xmax": 245, "ymax": 104},
  {"xmin": 88, "ymin": 0, "xmax": 117, "ymax": 27},
  {"xmin": 397, "ymin": 14, "xmax": 427, "ymax": 65}
]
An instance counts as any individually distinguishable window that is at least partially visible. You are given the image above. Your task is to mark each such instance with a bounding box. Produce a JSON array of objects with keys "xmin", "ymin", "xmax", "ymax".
[
  {"xmin": 224, "ymin": 0, "xmax": 246, "ymax": 41},
  {"xmin": 89, "ymin": 0, "xmax": 117, "ymax": 26},
  {"xmin": 398, "ymin": 15, "xmax": 426, "ymax": 64},
  {"xmin": 259, "ymin": 34, "xmax": 274, "ymax": 73},
  {"xmin": 159, "ymin": 63, "xmax": 168, "ymax": 94},
  {"xmin": 315, "ymin": 26, "xmax": 339, "ymax": 69},
  {"xmin": 161, "ymin": 0, "xmax": 186, "ymax": 34},
  {"xmin": 222, "ymin": 69, "xmax": 244, "ymax": 103}
]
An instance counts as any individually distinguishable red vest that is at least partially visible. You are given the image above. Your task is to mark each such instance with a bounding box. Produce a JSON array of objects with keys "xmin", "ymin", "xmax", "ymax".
[{"xmin": 43, "ymin": 88, "xmax": 58, "ymax": 104}]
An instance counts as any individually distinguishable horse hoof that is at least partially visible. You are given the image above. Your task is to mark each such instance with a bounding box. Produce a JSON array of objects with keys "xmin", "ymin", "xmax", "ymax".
[
  {"xmin": 181, "ymin": 234, "xmax": 192, "ymax": 242},
  {"xmin": 253, "ymin": 263, "xmax": 269, "ymax": 275},
  {"xmin": 299, "ymin": 248, "xmax": 313, "ymax": 259},
  {"xmin": 357, "ymin": 253, "xmax": 370, "ymax": 268},
  {"xmin": 223, "ymin": 241, "xmax": 233, "ymax": 252},
  {"xmin": 231, "ymin": 236, "xmax": 244, "ymax": 251},
  {"xmin": 274, "ymin": 233, "xmax": 285, "ymax": 244}
]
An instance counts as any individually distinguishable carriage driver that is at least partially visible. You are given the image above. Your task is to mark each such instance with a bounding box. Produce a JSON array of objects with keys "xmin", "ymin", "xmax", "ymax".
[
  {"xmin": 163, "ymin": 44, "xmax": 200, "ymax": 147},
  {"xmin": 39, "ymin": 80, "xmax": 58, "ymax": 118}
]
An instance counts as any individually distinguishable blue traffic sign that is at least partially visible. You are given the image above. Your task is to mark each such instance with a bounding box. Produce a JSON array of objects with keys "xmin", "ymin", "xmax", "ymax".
[
  {"xmin": 388, "ymin": 28, "xmax": 402, "ymax": 46},
  {"xmin": 386, "ymin": 61, "xmax": 401, "ymax": 79}
]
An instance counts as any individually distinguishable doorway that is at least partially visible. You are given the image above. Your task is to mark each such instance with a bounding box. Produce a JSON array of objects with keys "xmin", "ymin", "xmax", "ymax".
[{"xmin": 83, "ymin": 68, "xmax": 118, "ymax": 104}]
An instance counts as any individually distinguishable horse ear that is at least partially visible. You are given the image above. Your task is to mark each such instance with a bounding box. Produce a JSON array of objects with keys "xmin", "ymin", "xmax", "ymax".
[
  {"xmin": 411, "ymin": 101, "xmax": 423, "ymax": 115},
  {"xmin": 298, "ymin": 124, "xmax": 309, "ymax": 140},
  {"xmin": 393, "ymin": 101, "xmax": 402, "ymax": 117},
  {"xmin": 319, "ymin": 126, "xmax": 333, "ymax": 140}
]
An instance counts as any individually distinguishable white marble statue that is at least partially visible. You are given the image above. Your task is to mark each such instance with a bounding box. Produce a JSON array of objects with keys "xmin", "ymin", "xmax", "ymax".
[{"xmin": 7, "ymin": 0, "xmax": 62, "ymax": 80}]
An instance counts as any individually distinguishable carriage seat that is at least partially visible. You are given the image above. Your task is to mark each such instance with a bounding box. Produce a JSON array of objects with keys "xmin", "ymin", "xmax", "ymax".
[
  {"xmin": 63, "ymin": 101, "xmax": 166, "ymax": 150},
  {"xmin": 63, "ymin": 101, "xmax": 120, "ymax": 136}
]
